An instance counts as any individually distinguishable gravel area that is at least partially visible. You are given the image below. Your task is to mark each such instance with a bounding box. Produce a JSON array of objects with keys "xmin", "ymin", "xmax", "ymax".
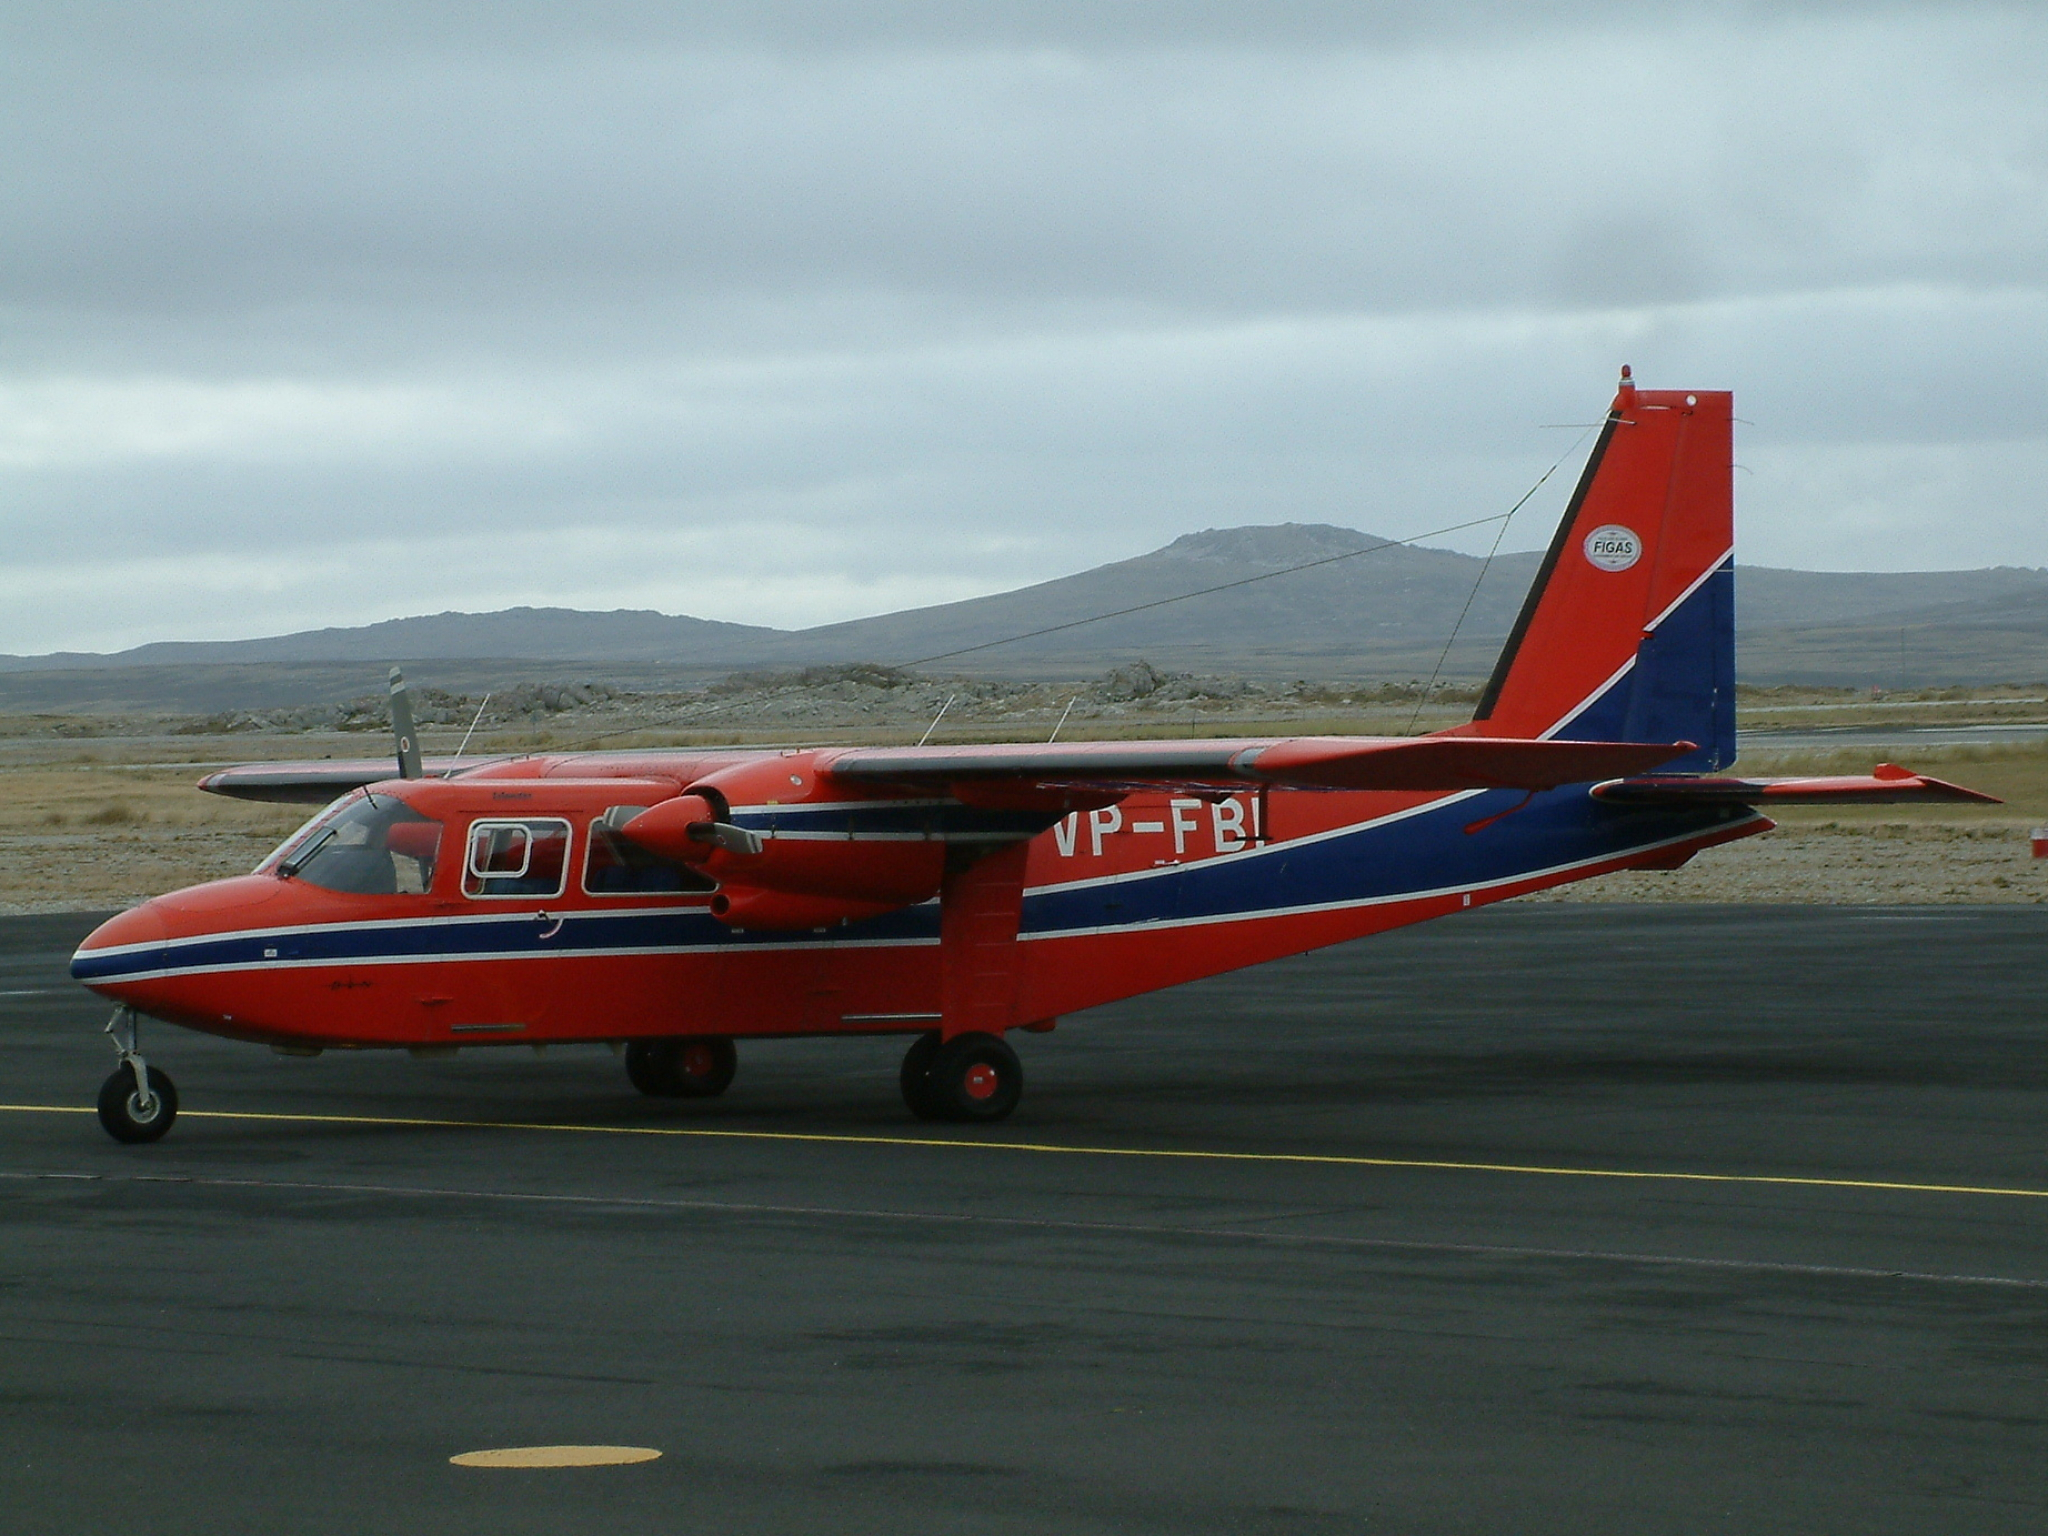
[{"xmin": 0, "ymin": 828, "xmax": 288, "ymax": 916}]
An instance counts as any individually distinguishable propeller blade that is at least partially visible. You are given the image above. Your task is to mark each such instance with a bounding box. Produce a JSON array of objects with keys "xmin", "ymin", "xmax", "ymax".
[
  {"xmin": 388, "ymin": 666, "xmax": 423, "ymax": 780},
  {"xmin": 691, "ymin": 822, "xmax": 764, "ymax": 857}
]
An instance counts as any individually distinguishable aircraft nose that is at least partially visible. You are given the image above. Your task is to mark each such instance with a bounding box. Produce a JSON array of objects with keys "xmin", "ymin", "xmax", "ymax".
[{"xmin": 71, "ymin": 901, "xmax": 168, "ymax": 991}]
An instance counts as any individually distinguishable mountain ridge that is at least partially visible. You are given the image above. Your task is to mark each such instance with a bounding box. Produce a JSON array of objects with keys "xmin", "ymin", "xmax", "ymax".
[{"xmin": 5, "ymin": 523, "xmax": 2046, "ymax": 692}]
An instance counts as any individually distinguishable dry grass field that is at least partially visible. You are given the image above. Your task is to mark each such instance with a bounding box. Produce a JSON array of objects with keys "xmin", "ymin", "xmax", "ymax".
[
  {"xmin": 0, "ymin": 762, "xmax": 311, "ymax": 916},
  {"xmin": 2, "ymin": 704, "xmax": 2042, "ymax": 916}
]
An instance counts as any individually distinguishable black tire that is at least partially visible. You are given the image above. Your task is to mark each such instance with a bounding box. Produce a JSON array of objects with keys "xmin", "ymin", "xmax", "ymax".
[
  {"xmin": 96, "ymin": 1064, "xmax": 177, "ymax": 1144},
  {"xmin": 924, "ymin": 1032, "xmax": 1023, "ymax": 1124},
  {"xmin": 624, "ymin": 1039, "xmax": 681, "ymax": 1097},
  {"xmin": 899, "ymin": 1030, "xmax": 947, "ymax": 1121},
  {"xmin": 625, "ymin": 1037, "xmax": 738, "ymax": 1099}
]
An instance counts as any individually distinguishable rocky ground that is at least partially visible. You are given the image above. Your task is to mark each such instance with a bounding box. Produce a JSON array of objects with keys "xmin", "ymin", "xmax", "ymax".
[{"xmin": 103, "ymin": 660, "xmax": 1477, "ymax": 744}]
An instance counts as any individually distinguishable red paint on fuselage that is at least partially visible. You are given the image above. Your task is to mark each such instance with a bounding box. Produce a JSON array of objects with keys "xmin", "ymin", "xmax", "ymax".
[{"xmin": 73, "ymin": 767, "xmax": 1766, "ymax": 1052}]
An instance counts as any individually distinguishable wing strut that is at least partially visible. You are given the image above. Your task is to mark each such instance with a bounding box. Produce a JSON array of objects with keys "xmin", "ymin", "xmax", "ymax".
[{"xmin": 939, "ymin": 843, "xmax": 1032, "ymax": 1043}]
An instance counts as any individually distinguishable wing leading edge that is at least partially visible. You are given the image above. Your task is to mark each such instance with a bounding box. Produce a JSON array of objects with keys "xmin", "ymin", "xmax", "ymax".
[
  {"xmin": 822, "ymin": 735, "xmax": 1694, "ymax": 794},
  {"xmin": 197, "ymin": 736, "xmax": 1700, "ymax": 806},
  {"xmin": 197, "ymin": 741, "xmax": 1998, "ymax": 811},
  {"xmin": 196, "ymin": 758, "xmax": 491, "ymax": 804}
]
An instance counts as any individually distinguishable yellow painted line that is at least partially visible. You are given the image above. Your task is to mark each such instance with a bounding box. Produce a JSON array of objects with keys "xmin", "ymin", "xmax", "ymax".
[
  {"xmin": 6, "ymin": 1100, "xmax": 2048, "ymax": 1201},
  {"xmin": 451, "ymin": 1446, "xmax": 659, "ymax": 1469}
]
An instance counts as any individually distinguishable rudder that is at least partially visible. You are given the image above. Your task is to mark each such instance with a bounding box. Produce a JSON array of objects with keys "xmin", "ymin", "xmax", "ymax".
[{"xmin": 1471, "ymin": 371, "xmax": 1735, "ymax": 771}]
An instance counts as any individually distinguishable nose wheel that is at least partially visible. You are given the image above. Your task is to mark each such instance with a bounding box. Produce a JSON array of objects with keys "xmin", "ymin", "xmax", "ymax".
[
  {"xmin": 900, "ymin": 1031, "xmax": 1022, "ymax": 1123},
  {"xmin": 97, "ymin": 1008, "xmax": 178, "ymax": 1144}
]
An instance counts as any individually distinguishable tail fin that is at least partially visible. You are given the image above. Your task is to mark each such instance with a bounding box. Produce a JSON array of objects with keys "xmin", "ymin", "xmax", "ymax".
[{"xmin": 1472, "ymin": 370, "xmax": 1735, "ymax": 771}]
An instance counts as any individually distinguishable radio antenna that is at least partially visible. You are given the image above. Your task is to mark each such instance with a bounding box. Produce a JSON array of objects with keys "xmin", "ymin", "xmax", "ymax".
[
  {"xmin": 1047, "ymin": 696, "xmax": 1078, "ymax": 743},
  {"xmin": 917, "ymin": 694, "xmax": 955, "ymax": 746},
  {"xmin": 454, "ymin": 693, "xmax": 492, "ymax": 761}
]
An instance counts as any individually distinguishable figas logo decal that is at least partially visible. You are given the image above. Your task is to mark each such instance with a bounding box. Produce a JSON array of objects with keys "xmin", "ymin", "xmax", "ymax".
[{"xmin": 1582, "ymin": 524, "xmax": 1642, "ymax": 572}]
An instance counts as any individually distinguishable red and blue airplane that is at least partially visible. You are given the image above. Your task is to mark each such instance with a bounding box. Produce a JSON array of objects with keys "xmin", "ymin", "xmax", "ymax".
[{"xmin": 71, "ymin": 374, "xmax": 1996, "ymax": 1142}]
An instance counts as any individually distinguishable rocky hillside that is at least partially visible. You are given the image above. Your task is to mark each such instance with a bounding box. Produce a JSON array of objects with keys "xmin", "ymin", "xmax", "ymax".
[{"xmin": 5, "ymin": 524, "xmax": 2046, "ymax": 703}]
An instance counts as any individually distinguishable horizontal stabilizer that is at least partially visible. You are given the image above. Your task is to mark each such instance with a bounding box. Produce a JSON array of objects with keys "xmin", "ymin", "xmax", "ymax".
[
  {"xmin": 826, "ymin": 735, "xmax": 1694, "ymax": 795},
  {"xmin": 1591, "ymin": 763, "xmax": 2001, "ymax": 807}
]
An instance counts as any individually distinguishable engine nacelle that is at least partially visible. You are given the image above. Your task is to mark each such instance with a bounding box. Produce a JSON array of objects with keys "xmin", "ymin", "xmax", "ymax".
[
  {"xmin": 708, "ymin": 888, "xmax": 907, "ymax": 931},
  {"xmin": 702, "ymin": 840, "xmax": 945, "ymax": 904},
  {"xmin": 617, "ymin": 755, "xmax": 947, "ymax": 907}
]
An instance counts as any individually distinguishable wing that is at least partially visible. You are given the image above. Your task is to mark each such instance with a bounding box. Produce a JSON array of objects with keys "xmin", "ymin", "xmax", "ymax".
[
  {"xmin": 196, "ymin": 757, "xmax": 496, "ymax": 804},
  {"xmin": 198, "ymin": 736, "xmax": 1699, "ymax": 807},
  {"xmin": 823, "ymin": 735, "xmax": 1696, "ymax": 795}
]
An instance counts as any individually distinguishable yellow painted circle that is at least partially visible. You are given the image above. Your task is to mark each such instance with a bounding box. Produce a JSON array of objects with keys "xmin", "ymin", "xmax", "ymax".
[{"xmin": 450, "ymin": 1445, "xmax": 661, "ymax": 1469}]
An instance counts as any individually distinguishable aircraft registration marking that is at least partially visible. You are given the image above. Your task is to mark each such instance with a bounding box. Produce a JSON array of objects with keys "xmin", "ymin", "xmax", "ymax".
[
  {"xmin": 1053, "ymin": 795, "xmax": 1256, "ymax": 860},
  {"xmin": 5, "ymin": 1102, "xmax": 2045, "ymax": 1202}
]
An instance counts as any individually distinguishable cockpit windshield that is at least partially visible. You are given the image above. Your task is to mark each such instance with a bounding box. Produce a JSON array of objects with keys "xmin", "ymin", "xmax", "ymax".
[
  {"xmin": 271, "ymin": 794, "xmax": 444, "ymax": 895},
  {"xmin": 257, "ymin": 800, "xmax": 352, "ymax": 875}
]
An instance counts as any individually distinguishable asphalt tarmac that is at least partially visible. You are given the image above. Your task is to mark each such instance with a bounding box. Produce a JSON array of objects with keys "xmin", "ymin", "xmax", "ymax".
[{"xmin": 5, "ymin": 904, "xmax": 2048, "ymax": 1535}]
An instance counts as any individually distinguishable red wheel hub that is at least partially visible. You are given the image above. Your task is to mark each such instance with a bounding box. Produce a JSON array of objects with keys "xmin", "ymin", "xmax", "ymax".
[
  {"xmin": 680, "ymin": 1043, "xmax": 715, "ymax": 1078},
  {"xmin": 962, "ymin": 1063, "xmax": 1000, "ymax": 1101}
]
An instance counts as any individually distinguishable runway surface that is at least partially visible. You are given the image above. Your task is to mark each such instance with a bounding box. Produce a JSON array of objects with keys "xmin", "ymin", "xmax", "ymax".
[{"xmin": 5, "ymin": 904, "xmax": 2048, "ymax": 1535}]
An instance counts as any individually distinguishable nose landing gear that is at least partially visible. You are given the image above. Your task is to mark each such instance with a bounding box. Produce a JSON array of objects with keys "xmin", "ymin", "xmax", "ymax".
[{"xmin": 97, "ymin": 1008, "xmax": 178, "ymax": 1144}]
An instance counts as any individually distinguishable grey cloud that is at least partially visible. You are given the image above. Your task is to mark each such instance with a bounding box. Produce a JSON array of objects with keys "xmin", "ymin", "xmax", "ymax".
[
  {"xmin": 3, "ymin": 3, "xmax": 1931, "ymax": 66},
  {"xmin": 1, "ymin": 3, "xmax": 2044, "ymax": 653},
  {"xmin": 6, "ymin": 10, "xmax": 2042, "ymax": 324}
]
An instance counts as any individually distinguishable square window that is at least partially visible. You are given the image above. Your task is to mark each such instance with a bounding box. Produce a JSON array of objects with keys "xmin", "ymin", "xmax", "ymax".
[{"xmin": 463, "ymin": 819, "xmax": 570, "ymax": 898}]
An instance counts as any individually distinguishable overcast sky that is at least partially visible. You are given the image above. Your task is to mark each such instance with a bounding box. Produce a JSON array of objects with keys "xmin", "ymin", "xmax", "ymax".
[{"xmin": 4, "ymin": 2, "xmax": 2044, "ymax": 654}]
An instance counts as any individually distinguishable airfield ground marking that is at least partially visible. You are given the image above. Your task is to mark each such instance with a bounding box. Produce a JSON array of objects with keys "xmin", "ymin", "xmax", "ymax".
[
  {"xmin": 7, "ymin": 1100, "xmax": 2048, "ymax": 1203},
  {"xmin": 450, "ymin": 1446, "xmax": 660, "ymax": 1469}
]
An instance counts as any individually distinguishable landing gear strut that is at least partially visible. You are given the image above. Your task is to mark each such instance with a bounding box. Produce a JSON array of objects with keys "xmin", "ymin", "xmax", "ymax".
[
  {"xmin": 900, "ymin": 1031, "xmax": 1023, "ymax": 1123},
  {"xmin": 97, "ymin": 1007, "xmax": 178, "ymax": 1144},
  {"xmin": 625, "ymin": 1037, "xmax": 737, "ymax": 1098}
]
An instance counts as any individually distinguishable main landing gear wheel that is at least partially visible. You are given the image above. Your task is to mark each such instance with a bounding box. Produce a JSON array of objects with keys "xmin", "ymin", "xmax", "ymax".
[
  {"xmin": 97, "ymin": 1062, "xmax": 177, "ymax": 1144},
  {"xmin": 625, "ymin": 1037, "xmax": 737, "ymax": 1099},
  {"xmin": 900, "ymin": 1031, "xmax": 1023, "ymax": 1124}
]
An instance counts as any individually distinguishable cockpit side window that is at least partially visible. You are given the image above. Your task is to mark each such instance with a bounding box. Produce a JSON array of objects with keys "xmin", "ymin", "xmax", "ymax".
[
  {"xmin": 279, "ymin": 797, "xmax": 444, "ymax": 895},
  {"xmin": 582, "ymin": 820, "xmax": 716, "ymax": 897},
  {"xmin": 463, "ymin": 818, "xmax": 571, "ymax": 899}
]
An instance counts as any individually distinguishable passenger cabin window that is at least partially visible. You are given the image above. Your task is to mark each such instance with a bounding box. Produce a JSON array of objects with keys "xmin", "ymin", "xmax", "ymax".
[
  {"xmin": 279, "ymin": 797, "xmax": 443, "ymax": 895},
  {"xmin": 583, "ymin": 820, "xmax": 716, "ymax": 897},
  {"xmin": 464, "ymin": 818, "xmax": 570, "ymax": 899}
]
